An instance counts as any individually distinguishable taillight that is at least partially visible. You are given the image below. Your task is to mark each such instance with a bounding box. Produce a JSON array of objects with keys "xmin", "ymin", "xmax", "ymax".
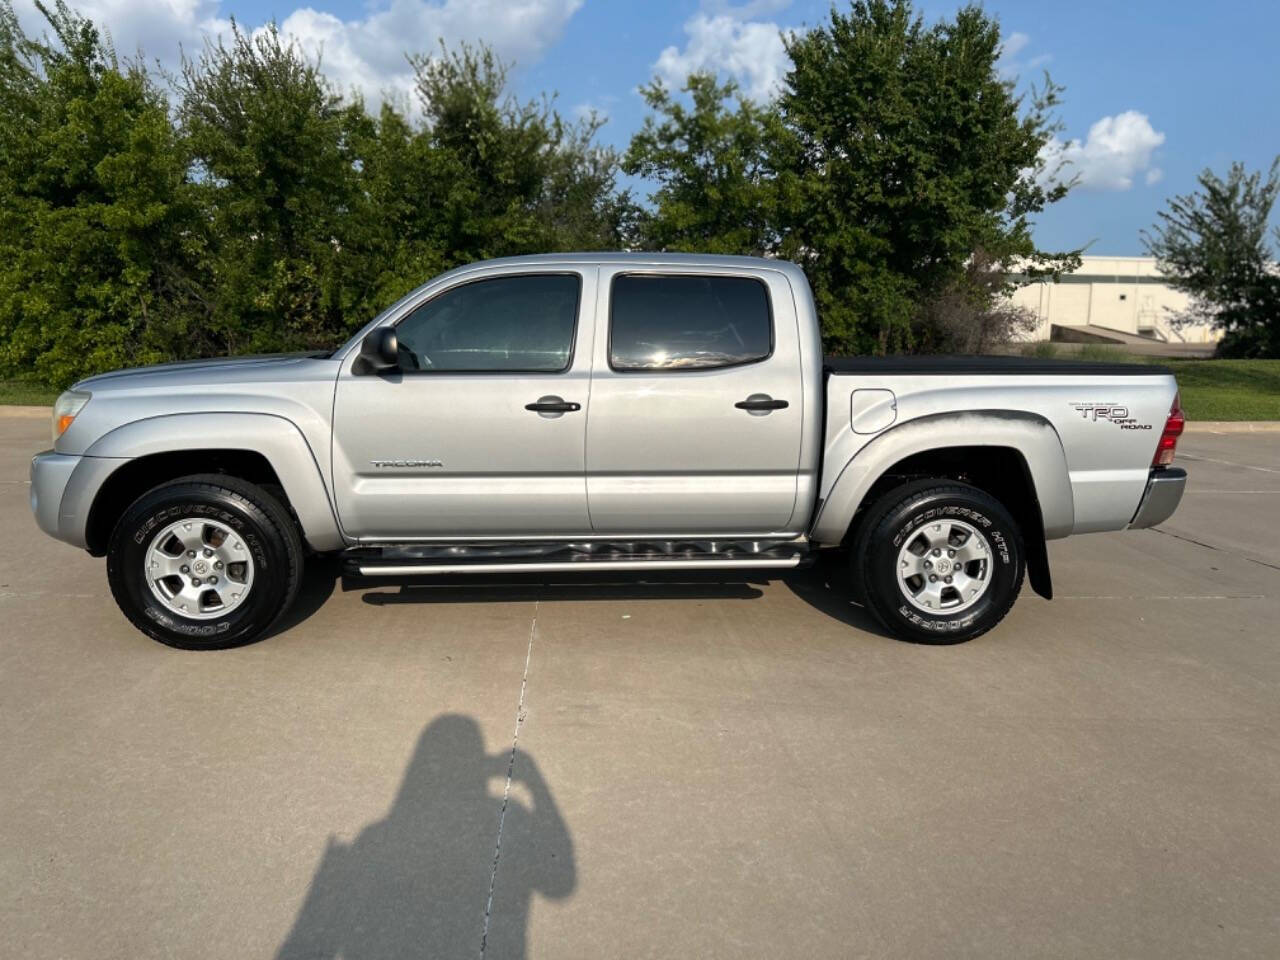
[{"xmin": 1153, "ymin": 392, "xmax": 1185, "ymax": 467}]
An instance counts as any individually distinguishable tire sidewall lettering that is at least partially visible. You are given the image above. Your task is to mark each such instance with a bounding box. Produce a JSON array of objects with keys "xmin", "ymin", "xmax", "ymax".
[
  {"xmin": 116, "ymin": 491, "xmax": 279, "ymax": 646},
  {"xmin": 864, "ymin": 487, "xmax": 1024, "ymax": 643}
]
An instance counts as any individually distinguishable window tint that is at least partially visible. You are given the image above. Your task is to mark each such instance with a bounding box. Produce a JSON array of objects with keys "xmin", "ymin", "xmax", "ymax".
[
  {"xmin": 610, "ymin": 274, "xmax": 772, "ymax": 371},
  {"xmin": 395, "ymin": 274, "xmax": 580, "ymax": 372}
]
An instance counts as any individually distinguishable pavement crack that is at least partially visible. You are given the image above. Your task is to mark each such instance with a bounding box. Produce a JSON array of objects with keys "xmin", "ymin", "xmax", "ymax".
[
  {"xmin": 480, "ymin": 599, "xmax": 538, "ymax": 959},
  {"xmin": 1151, "ymin": 526, "xmax": 1280, "ymax": 573},
  {"xmin": 1176, "ymin": 453, "xmax": 1280, "ymax": 475}
]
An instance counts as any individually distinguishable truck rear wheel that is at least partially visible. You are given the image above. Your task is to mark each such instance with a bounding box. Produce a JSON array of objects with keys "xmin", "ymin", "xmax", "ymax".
[
  {"xmin": 106, "ymin": 475, "xmax": 303, "ymax": 650},
  {"xmin": 852, "ymin": 480, "xmax": 1024, "ymax": 644}
]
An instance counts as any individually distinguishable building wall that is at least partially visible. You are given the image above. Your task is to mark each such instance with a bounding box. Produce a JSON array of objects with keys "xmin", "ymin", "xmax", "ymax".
[{"xmin": 1010, "ymin": 255, "xmax": 1218, "ymax": 344}]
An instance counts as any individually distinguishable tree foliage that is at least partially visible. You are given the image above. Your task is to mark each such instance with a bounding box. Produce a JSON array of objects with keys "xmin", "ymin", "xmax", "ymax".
[
  {"xmin": 623, "ymin": 74, "xmax": 776, "ymax": 255},
  {"xmin": 0, "ymin": 3, "xmax": 622, "ymax": 385},
  {"xmin": 0, "ymin": 1, "xmax": 197, "ymax": 384},
  {"xmin": 1143, "ymin": 159, "xmax": 1280, "ymax": 358},
  {"xmin": 625, "ymin": 0, "xmax": 1077, "ymax": 355},
  {"xmin": 1, "ymin": 0, "xmax": 1080, "ymax": 387}
]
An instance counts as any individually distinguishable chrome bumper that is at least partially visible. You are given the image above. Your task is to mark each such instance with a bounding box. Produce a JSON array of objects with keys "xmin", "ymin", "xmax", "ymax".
[{"xmin": 1129, "ymin": 467, "xmax": 1187, "ymax": 529}]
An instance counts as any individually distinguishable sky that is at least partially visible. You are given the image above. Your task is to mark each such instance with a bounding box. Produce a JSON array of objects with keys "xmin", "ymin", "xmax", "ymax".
[{"xmin": 13, "ymin": 0, "xmax": 1280, "ymax": 255}]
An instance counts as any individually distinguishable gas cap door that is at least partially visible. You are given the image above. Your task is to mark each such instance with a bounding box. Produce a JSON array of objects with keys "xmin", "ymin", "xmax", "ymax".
[{"xmin": 850, "ymin": 388, "xmax": 897, "ymax": 434}]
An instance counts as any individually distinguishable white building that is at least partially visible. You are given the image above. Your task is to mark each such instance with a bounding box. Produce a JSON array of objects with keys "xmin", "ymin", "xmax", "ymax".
[{"xmin": 1011, "ymin": 255, "xmax": 1219, "ymax": 346}]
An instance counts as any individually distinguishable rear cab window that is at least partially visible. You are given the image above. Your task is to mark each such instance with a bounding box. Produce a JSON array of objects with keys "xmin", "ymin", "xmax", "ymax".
[{"xmin": 609, "ymin": 274, "xmax": 773, "ymax": 372}]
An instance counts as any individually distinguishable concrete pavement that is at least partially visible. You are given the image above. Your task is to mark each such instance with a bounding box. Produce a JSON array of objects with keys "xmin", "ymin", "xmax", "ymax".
[{"xmin": 1, "ymin": 413, "xmax": 1277, "ymax": 958}]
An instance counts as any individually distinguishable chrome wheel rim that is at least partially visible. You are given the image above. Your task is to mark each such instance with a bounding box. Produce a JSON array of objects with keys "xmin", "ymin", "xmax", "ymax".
[
  {"xmin": 896, "ymin": 518, "xmax": 992, "ymax": 614},
  {"xmin": 144, "ymin": 518, "xmax": 254, "ymax": 620}
]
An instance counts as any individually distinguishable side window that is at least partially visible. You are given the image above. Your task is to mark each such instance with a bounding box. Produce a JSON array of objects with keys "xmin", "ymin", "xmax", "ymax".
[
  {"xmin": 395, "ymin": 274, "xmax": 580, "ymax": 372},
  {"xmin": 609, "ymin": 274, "xmax": 772, "ymax": 372}
]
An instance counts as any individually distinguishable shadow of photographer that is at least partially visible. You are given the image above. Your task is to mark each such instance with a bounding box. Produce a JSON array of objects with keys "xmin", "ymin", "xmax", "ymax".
[{"xmin": 277, "ymin": 714, "xmax": 574, "ymax": 959}]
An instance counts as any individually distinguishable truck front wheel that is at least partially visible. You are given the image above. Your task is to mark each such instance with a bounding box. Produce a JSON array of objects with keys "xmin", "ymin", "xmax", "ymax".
[
  {"xmin": 852, "ymin": 480, "xmax": 1025, "ymax": 644},
  {"xmin": 106, "ymin": 475, "xmax": 303, "ymax": 650}
]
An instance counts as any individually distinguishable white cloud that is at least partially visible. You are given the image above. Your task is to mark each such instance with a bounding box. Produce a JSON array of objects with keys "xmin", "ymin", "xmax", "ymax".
[
  {"xmin": 1000, "ymin": 31, "xmax": 1030, "ymax": 61},
  {"xmin": 996, "ymin": 30, "xmax": 1051, "ymax": 80},
  {"xmin": 276, "ymin": 0, "xmax": 583, "ymax": 108},
  {"xmin": 13, "ymin": 0, "xmax": 230, "ymax": 71},
  {"xmin": 653, "ymin": 9, "xmax": 793, "ymax": 102},
  {"xmin": 12, "ymin": 0, "xmax": 583, "ymax": 109},
  {"xmin": 1040, "ymin": 111, "xmax": 1166, "ymax": 191}
]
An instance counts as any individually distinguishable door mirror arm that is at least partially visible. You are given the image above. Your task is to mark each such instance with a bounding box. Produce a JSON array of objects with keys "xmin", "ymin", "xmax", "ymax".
[{"xmin": 355, "ymin": 327, "xmax": 400, "ymax": 375}]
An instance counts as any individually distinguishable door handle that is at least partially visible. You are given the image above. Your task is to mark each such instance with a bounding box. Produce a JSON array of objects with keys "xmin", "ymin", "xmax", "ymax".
[
  {"xmin": 735, "ymin": 395, "xmax": 789, "ymax": 412},
  {"xmin": 525, "ymin": 397, "xmax": 581, "ymax": 414}
]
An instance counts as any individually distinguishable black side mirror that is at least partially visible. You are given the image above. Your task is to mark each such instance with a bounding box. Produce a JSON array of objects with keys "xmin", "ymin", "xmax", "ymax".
[{"xmin": 356, "ymin": 327, "xmax": 399, "ymax": 374}]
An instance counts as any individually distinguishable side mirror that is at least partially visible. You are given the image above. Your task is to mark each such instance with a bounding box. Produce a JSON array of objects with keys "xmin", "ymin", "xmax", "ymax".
[{"xmin": 356, "ymin": 327, "xmax": 399, "ymax": 374}]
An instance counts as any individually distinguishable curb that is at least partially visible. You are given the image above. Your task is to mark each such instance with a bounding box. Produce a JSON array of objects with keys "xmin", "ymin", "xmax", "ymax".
[{"xmin": 1184, "ymin": 421, "xmax": 1280, "ymax": 434}]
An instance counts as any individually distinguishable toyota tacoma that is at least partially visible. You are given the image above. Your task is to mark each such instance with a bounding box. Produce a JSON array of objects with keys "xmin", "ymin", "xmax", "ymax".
[{"xmin": 30, "ymin": 254, "xmax": 1187, "ymax": 648}]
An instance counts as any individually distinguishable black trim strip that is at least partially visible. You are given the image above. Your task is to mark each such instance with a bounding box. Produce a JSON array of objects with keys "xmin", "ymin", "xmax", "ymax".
[{"xmin": 824, "ymin": 355, "xmax": 1172, "ymax": 376}]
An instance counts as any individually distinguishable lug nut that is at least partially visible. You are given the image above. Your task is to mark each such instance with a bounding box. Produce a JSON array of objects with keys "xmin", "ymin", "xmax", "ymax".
[
  {"xmin": 944, "ymin": 575, "xmax": 953, "ymax": 584},
  {"xmin": 929, "ymin": 574, "xmax": 937, "ymax": 582},
  {"xmin": 208, "ymin": 576, "xmax": 218, "ymax": 585},
  {"xmin": 932, "ymin": 548, "xmax": 941, "ymax": 556},
  {"xmin": 179, "ymin": 564, "xmax": 189, "ymax": 574},
  {"xmin": 191, "ymin": 577, "xmax": 201, "ymax": 586},
  {"xmin": 187, "ymin": 550, "xmax": 196, "ymax": 558},
  {"xmin": 214, "ymin": 561, "xmax": 223, "ymax": 570},
  {"xmin": 924, "ymin": 560, "xmax": 932, "ymax": 569},
  {"xmin": 203, "ymin": 548, "xmax": 213, "ymax": 558},
  {"xmin": 947, "ymin": 549, "xmax": 956, "ymax": 557}
]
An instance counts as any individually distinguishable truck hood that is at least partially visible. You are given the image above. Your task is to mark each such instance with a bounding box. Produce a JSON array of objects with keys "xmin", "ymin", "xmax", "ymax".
[{"xmin": 73, "ymin": 351, "xmax": 331, "ymax": 390}]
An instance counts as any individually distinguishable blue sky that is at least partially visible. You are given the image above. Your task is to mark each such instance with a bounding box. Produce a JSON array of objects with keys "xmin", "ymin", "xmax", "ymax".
[{"xmin": 16, "ymin": 0, "xmax": 1280, "ymax": 254}]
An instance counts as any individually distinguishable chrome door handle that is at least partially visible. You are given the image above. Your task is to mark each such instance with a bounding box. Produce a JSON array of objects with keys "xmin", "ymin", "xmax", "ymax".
[{"xmin": 735, "ymin": 395, "xmax": 789, "ymax": 413}]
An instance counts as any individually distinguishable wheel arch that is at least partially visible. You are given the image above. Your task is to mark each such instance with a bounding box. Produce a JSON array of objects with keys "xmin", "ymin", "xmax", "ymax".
[
  {"xmin": 80, "ymin": 413, "xmax": 344, "ymax": 555},
  {"xmin": 810, "ymin": 411, "xmax": 1074, "ymax": 600}
]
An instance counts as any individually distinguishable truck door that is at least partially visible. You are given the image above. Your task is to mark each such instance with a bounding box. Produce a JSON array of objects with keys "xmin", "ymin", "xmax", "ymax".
[
  {"xmin": 585, "ymin": 267, "xmax": 804, "ymax": 534},
  {"xmin": 331, "ymin": 268, "xmax": 595, "ymax": 539}
]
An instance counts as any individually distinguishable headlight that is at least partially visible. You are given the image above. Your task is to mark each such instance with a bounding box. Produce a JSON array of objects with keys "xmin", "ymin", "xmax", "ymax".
[{"xmin": 52, "ymin": 390, "xmax": 91, "ymax": 444}]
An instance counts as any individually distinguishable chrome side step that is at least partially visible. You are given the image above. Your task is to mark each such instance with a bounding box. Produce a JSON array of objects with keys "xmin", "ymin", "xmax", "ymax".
[{"xmin": 353, "ymin": 557, "xmax": 802, "ymax": 577}]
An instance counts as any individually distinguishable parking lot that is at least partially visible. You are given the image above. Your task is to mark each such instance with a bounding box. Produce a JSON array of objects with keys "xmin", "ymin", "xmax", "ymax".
[{"xmin": 2, "ymin": 410, "xmax": 1278, "ymax": 959}]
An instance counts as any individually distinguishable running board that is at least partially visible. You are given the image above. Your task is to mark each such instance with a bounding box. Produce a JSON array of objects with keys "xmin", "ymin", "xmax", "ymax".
[
  {"xmin": 344, "ymin": 537, "xmax": 809, "ymax": 577},
  {"xmin": 351, "ymin": 557, "xmax": 802, "ymax": 577}
]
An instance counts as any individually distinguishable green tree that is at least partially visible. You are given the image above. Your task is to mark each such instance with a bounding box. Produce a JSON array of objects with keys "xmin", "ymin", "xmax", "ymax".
[
  {"xmin": 1143, "ymin": 159, "xmax": 1280, "ymax": 358},
  {"xmin": 0, "ymin": 1, "xmax": 200, "ymax": 385},
  {"xmin": 623, "ymin": 73, "xmax": 775, "ymax": 254},
  {"xmin": 176, "ymin": 22, "xmax": 375, "ymax": 355},
  {"xmin": 775, "ymin": 0, "xmax": 1076, "ymax": 354},
  {"xmin": 409, "ymin": 43, "xmax": 623, "ymax": 263}
]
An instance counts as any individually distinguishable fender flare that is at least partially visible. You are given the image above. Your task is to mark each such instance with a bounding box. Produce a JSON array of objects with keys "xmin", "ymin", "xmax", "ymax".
[
  {"xmin": 82, "ymin": 412, "xmax": 344, "ymax": 551},
  {"xmin": 809, "ymin": 410, "xmax": 1075, "ymax": 546}
]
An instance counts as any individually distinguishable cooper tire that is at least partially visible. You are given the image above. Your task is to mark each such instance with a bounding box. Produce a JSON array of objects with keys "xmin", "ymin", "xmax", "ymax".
[
  {"xmin": 106, "ymin": 475, "xmax": 303, "ymax": 650},
  {"xmin": 852, "ymin": 480, "xmax": 1024, "ymax": 644}
]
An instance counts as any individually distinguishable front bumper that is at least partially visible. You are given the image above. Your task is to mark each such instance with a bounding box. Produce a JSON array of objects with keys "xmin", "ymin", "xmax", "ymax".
[
  {"xmin": 30, "ymin": 450, "xmax": 80, "ymax": 540},
  {"xmin": 30, "ymin": 450, "xmax": 128, "ymax": 549},
  {"xmin": 1129, "ymin": 467, "xmax": 1187, "ymax": 529}
]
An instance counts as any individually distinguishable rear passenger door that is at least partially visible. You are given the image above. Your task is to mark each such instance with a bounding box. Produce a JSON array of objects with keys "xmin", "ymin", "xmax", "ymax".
[{"xmin": 585, "ymin": 267, "xmax": 804, "ymax": 534}]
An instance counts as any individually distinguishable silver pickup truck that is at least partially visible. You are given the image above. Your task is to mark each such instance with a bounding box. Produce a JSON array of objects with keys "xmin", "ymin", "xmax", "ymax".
[{"xmin": 30, "ymin": 253, "xmax": 1187, "ymax": 649}]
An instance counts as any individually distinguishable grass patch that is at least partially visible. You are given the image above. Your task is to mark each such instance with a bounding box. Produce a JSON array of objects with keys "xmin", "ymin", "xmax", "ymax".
[
  {"xmin": 1016, "ymin": 350, "xmax": 1280, "ymax": 420},
  {"xmin": 1073, "ymin": 343, "xmax": 1129, "ymax": 363},
  {"xmin": 0, "ymin": 380, "xmax": 59, "ymax": 406},
  {"xmin": 1020, "ymin": 341, "xmax": 1060, "ymax": 358},
  {"xmin": 1160, "ymin": 359, "xmax": 1280, "ymax": 421}
]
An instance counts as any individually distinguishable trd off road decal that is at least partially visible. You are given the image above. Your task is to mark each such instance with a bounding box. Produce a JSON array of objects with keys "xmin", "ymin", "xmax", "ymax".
[{"xmin": 1070, "ymin": 403, "xmax": 1153, "ymax": 430}]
